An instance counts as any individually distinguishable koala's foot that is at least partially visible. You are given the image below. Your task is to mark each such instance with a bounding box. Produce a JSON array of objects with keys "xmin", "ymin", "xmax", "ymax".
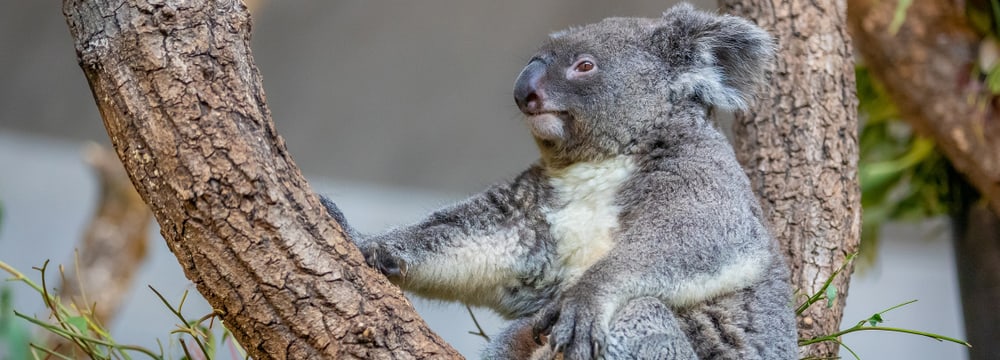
[
  {"xmin": 532, "ymin": 296, "xmax": 697, "ymax": 360},
  {"xmin": 604, "ymin": 297, "xmax": 696, "ymax": 360}
]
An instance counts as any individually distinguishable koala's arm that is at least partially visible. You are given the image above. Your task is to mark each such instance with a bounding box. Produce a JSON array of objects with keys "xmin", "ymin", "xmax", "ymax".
[{"xmin": 325, "ymin": 165, "xmax": 554, "ymax": 311}]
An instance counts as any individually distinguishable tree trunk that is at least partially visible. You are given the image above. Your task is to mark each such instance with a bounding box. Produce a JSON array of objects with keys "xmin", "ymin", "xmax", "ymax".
[
  {"xmin": 952, "ymin": 201, "xmax": 1000, "ymax": 360},
  {"xmin": 61, "ymin": 1, "xmax": 460, "ymax": 359},
  {"xmin": 720, "ymin": 1, "xmax": 862, "ymax": 358}
]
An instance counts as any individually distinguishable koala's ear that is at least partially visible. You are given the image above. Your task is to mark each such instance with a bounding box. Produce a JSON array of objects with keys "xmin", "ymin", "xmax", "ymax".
[{"xmin": 653, "ymin": 3, "xmax": 775, "ymax": 110}]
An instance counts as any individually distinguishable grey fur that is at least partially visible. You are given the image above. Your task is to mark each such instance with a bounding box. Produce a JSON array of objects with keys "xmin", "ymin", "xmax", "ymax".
[{"xmin": 322, "ymin": 3, "xmax": 796, "ymax": 359}]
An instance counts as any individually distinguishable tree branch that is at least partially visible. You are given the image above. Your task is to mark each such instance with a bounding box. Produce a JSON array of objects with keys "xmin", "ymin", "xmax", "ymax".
[
  {"xmin": 61, "ymin": 1, "xmax": 460, "ymax": 359},
  {"xmin": 848, "ymin": 0, "xmax": 1000, "ymax": 216}
]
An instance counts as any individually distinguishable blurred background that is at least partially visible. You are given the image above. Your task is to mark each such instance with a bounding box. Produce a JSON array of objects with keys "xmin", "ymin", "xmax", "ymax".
[{"xmin": 0, "ymin": 1, "xmax": 974, "ymax": 359}]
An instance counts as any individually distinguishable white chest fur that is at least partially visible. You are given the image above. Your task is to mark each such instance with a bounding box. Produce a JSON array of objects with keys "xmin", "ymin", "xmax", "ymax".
[{"xmin": 546, "ymin": 156, "xmax": 636, "ymax": 285}]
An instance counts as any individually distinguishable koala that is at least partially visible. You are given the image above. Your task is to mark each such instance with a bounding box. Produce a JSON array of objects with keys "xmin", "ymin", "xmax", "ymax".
[{"xmin": 321, "ymin": 3, "xmax": 797, "ymax": 359}]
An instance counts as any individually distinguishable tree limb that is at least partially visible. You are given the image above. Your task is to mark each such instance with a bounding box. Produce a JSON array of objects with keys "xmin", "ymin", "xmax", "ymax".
[{"xmin": 61, "ymin": 1, "xmax": 460, "ymax": 359}]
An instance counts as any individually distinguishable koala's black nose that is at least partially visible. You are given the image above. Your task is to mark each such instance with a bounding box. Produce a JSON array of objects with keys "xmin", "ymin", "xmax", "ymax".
[{"xmin": 514, "ymin": 59, "xmax": 547, "ymax": 114}]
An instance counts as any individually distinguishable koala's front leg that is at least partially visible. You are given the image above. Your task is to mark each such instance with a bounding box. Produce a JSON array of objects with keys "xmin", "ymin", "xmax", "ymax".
[
  {"xmin": 327, "ymin": 167, "xmax": 554, "ymax": 312},
  {"xmin": 319, "ymin": 195, "xmax": 361, "ymax": 242}
]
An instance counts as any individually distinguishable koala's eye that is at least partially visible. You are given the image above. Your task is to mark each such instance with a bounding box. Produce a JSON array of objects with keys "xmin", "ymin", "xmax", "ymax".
[
  {"xmin": 566, "ymin": 56, "xmax": 597, "ymax": 80},
  {"xmin": 574, "ymin": 60, "xmax": 595, "ymax": 73}
]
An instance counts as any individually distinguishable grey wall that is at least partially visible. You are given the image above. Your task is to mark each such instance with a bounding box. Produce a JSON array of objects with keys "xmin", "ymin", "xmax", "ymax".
[{"xmin": 0, "ymin": 0, "xmax": 711, "ymax": 193}]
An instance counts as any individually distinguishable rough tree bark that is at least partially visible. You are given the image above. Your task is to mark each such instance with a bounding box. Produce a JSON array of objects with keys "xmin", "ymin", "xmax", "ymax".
[
  {"xmin": 62, "ymin": 1, "xmax": 460, "ymax": 359},
  {"xmin": 721, "ymin": 1, "xmax": 861, "ymax": 358},
  {"xmin": 848, "ymin": 1, "xmax": 1000, "ymax": 358}
]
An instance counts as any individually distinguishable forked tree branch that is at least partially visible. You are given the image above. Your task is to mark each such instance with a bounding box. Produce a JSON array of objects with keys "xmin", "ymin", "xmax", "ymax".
[{"xmin": 62, "ymin": 1, "xmax": 460, "ymax": 359}]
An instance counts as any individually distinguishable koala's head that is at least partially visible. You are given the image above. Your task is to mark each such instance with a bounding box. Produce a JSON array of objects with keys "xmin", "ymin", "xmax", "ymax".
[{"xmin": 513, "ymin": 3, "xmax": 774, "ymax": 165}]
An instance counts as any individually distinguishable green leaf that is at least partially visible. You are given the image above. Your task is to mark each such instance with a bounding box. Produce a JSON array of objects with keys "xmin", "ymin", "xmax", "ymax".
[
  {"xmin": 987, "ymin": 64, "xmax": 1000, "ymax": 94},
  {"xmin": 969, "ymin": 8, "xmax": 994, "ymax": 35},
  {"xmin": 993, "ymin": 0, "xmax": 1000, "ymax": 35},
  {"xmin": 889, "ymin": 0, "xmax": 913, "ymax": 34},
  {"xmin": 200, "ymin": 324, "xmax": 217, "ymax": 358},
  {"xmin": 868, "ymin": 313, "xmax": 884, "ymax": 327},
  {"xmin": 0, "ymin": 286, "xmax": 30, "ymax": 360},
  {"xmin": 65, "ymin": 315, "xmax": 88, "ymax": 334},
  {"xmin": 825, "ymin": 285, "xmax": 838, "ymax": 308}
]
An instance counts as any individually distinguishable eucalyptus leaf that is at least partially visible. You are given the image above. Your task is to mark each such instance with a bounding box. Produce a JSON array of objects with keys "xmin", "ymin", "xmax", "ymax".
[
  {"xmin": 825, "ymin": 285, "xmax": 838, "ymax": 308},
  {"xmin": 889, "ymin": 0, "xmax": 913, "ymax": 34},
  {"xmin": 66, "ymin": 315, "xmax": 88, "ymax": 334},
  {"xmin": 0, "ymin": 286, "xmax": 30, "ymax": 360},
  {"xmin": 868, "ymin": 313, "xmax": 884, "ymax": 327}
]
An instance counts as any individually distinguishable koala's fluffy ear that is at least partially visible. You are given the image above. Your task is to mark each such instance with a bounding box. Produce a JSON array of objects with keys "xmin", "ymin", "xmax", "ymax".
[{"xmin": 653, "ymin": 3, "xmax": 775, "ymax": 110}]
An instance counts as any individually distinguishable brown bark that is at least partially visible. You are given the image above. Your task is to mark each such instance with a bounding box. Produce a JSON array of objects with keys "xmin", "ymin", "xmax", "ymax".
[
  {"xmin": 720, "ymin": 1, "xmax": 861, "ymax": 358},
  {"xmin": 62, "ymin": 1, "xmax": 460, "ymax": 359},
  {"xmin": 847, "ymin": 0, "xmax": 1000, "ymax": 216},
  {"xmin": 48, "ymin": 145, "xmax": 153, "ymax": 358}
]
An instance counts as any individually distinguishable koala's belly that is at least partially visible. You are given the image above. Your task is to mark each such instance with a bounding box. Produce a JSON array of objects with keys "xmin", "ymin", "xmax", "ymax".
[{"xmin": 545, "ymin": 156, "xmax": 636, "ymax": 286}]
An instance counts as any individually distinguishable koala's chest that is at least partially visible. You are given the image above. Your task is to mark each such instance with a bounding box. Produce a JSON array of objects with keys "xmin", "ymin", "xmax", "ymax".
[{"xmin": 544, "ymin": 156, "xmax": 636, "ymax": 284}]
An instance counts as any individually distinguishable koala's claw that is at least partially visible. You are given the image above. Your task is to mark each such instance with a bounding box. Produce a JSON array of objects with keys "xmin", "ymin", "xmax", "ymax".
[
  {"xmin": 532, "ymin": 305, "xmax": 560, "ymax": 345},
  {"xmin": 533, "ymin": 298, "xmax": 608, "ymax": 360},
  {"xmin": 359, "ymin": 243, "xmax": 407, "ymax": 280}
]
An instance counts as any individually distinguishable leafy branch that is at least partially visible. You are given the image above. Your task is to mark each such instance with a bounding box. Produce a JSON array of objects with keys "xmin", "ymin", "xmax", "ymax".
[
  {"xmin": 0, "ymin": 259, "xmax": 245, "ymax": 359},
  {"xmin": 1, "ymin": 259, "xmax": 162, "ymax": 359},
  {"xmin": 796, "ymin": 253, "xmax": 856, "ymax": 315},
  {"xmin": 800, "ymin": 300, "xmax": 971, "ymax": 360},
  {"xmin": 795, "ymin": 254, "xmax": 970, "ymax": 359}
]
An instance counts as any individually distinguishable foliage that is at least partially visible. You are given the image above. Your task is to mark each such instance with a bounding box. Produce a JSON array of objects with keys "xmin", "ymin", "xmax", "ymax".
[
  {"xmin": 857, "ymin": 67, "xmax": 968, "ymax": 264},
  {"xmin": 889, "ymin": 0, "xmax": 912, "ymax": 35},
  {"xmin": 966, "ymin": 1, "xmax": 1000, "ymax": 96},
  {"xmin": 796, "ymin": 254, "xmax": 970, "ymax": 359},
  {"xmin": 0, "ymin": 199, "xmax": 26, "ymax": 360},
  {"xmin": 0, "ymin": 259, "xmax": 246, "ymax": 360},
  {"xmin": 1, "ymin": 286, "xmax": 31, "ymax": 360}
]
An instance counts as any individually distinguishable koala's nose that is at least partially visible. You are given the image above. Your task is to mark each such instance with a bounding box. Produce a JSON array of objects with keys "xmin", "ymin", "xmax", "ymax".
[{"xmin": 514, "ymin": 59, "xmax": 547, "ymax": 114}]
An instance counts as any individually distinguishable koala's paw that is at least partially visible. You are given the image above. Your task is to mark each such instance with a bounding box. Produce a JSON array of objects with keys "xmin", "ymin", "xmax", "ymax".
[
  {"xmin": 532, "ymin": 295, "xmax": 610, "ymax": 360},
  {"xmin": 356, "ymin": 242, "xmax": 408, "ymax": 280}
]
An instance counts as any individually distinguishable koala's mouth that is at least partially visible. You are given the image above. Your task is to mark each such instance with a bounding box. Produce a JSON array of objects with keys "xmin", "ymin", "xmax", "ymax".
[{"xmin": 524, "ymin": 111, "xmax": 571, "ymax": 141}]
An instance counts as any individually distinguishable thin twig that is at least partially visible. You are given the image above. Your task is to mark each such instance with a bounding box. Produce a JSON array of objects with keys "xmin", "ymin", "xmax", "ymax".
[
  {"xmin": 800, "ymin": 326, "xmax": 971, "ymax": 347},
  {"xmin": 464, "ymin": 305, "xmax": 491, "ymax": 342},
  {"xmin": 149, "ymin": 286, "xmax": 211, "ymax": 357}
]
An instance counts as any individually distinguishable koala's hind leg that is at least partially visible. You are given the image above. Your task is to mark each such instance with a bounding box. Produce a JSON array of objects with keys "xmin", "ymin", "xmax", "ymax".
[
  {"xmin": 484, "ymin": 298, "xmax": 695, "ymax": 360},
  {"xmin": 482, "ymin": 317, "xmax": 556, "ymax": 360},
  {"xmin": 604, "ymin": 297, "xmax": 697, "ymax": 360}
]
